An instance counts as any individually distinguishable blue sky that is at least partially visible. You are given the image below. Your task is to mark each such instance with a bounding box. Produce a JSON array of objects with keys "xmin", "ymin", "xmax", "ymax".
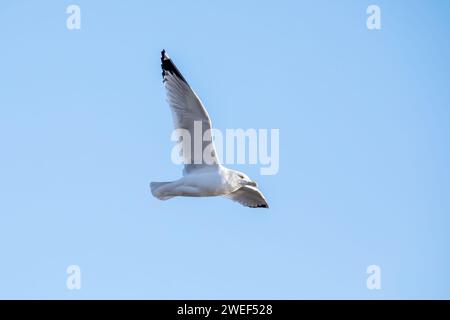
[{"xmin": 0, "ymin": 0, "xmax": 449, "ymax": 299}]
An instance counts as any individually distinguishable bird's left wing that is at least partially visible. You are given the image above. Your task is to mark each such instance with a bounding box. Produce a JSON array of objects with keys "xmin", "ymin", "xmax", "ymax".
[
  {"xmin": 161, "ymin": 50, "xmax": 219, "ymax": 173},
  {"xmin": 225, "ymin": 186, "xmax": 269, "ymax": 208}
]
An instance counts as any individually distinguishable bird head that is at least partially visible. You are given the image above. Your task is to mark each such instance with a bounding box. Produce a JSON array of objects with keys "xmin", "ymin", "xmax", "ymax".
[{"xmin": 233, "ymin": 170, "xmax": 257, "ymax": 188}]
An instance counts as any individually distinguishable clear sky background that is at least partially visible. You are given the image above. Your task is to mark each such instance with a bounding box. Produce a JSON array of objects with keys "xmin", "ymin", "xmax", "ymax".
[{"xmin": 0, "ymin": 0, "xmax": 449, "ymax": 299}]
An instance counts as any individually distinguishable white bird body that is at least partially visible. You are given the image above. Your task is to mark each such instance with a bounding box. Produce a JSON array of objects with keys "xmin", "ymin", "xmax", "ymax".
[
  {"xmin": 151, "ymin": 165, "xmax": 239, "ymax": 199},
  {"xmin": 150, "ymin": 50, "xmax": 269, "ymax": 208}
]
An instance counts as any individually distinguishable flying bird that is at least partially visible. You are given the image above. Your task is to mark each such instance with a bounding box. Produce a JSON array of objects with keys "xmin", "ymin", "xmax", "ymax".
[{"xmin": 150, "ymin": 50, "xmax": 269, "ymax": 208}]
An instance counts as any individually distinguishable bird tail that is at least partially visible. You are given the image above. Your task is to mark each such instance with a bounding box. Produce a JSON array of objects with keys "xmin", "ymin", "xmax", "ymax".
[{"xmin": 150, "ymin": 182, "xmax": 174, "ymax": 200}]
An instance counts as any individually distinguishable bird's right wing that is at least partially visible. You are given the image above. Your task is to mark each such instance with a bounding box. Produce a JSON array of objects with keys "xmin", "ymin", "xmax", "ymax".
[
  {"xmin": 225, "ymin": 186, "xmax": 269, "ymax": 208},
  {"xmin": 161, "ymin": 50, "xmax": 219, "ymax": 174}
]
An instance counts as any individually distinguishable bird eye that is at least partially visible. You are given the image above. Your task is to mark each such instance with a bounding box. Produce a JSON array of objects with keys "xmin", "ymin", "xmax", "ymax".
[{"xmin": 238, "ymin": 174, "xmax": 244, "ymax": 179}]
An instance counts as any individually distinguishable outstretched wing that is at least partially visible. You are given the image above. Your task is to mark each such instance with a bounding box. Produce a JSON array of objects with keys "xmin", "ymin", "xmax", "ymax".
[
  {"xmin": 225, "ymin": 186, "xmax": 269, "ymax": 208},
  {"xmin": 161, "ymin": 50, "xmax": 219, "ymax": 174}
]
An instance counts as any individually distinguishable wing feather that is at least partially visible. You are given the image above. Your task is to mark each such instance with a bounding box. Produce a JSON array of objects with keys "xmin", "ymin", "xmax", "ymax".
[
  {"xmin": 225, "ymin": 186, "xmax": 269, "ymax": 208},
  {"xmin": 161, "ymin": 50, "xmax": 219, "ymax": 174}
]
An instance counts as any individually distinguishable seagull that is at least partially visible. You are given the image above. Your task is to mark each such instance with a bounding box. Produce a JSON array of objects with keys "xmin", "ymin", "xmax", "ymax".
[{"xmin": 150, "ymin": 50, "xmax": 269, "ymax": 208}]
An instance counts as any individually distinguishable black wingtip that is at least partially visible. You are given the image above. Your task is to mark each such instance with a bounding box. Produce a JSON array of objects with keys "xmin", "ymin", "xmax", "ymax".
[
  {"xmin": 161, "ymin": 49, "xmax": 167, "ymax": 80},
  {"xmin": 161, "ymin": 49, "xmax": 167, "ymax": 61},
  {"xmin": 254, "ymin": 203, "xmax": 269, "ymax": 208},
  {"xmin": 160, "ymin": 49, "xmax": 188, "ymax": 84}
]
